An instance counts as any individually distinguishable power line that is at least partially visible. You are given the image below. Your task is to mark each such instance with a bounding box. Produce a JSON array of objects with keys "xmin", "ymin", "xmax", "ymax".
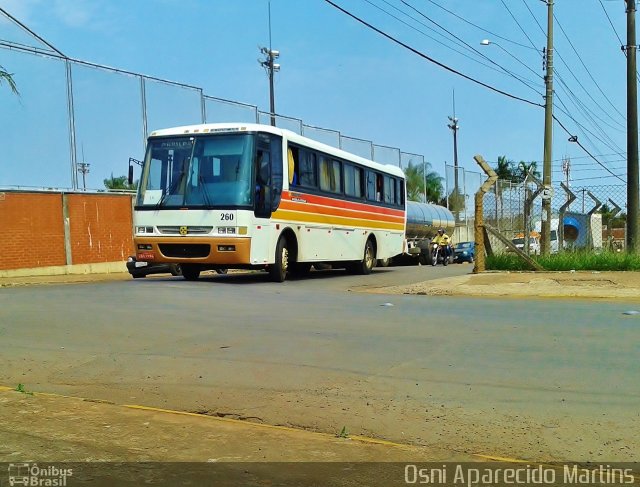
[
  {"xmin": 519, "ymin": 0, "xmax": 626, "ymax": 131},
  {"xmin": 384, "ymin": 0, "xmax": 543, "ymax": 92},
  {"xmin": 423, "ymin": 0, "xmax": 538, "ymax": 50},
  {"xmin": 362, "ymin": 0, "xmax": 542, "ymax": 91},
  {"xmin": 553, "ymin": 12, "xmax": 626, "ymax": 121},
  {"xmin": 598, "ymin": 0, "xmax": 624, "ymax": 47},
  {"xmin": 500, "ymin": 0, "xmax": 541, "ymax": 51},
  {"xmin": 325, "ymin": 0, "xmax": 624, "ymax": 183},
  {"xmin": 553, "ymin": 115, "xmax": 626, "ymax": 182},
  {"xmin": 323, "ymin": 0, "xmax": 544, "ymax": 107}
]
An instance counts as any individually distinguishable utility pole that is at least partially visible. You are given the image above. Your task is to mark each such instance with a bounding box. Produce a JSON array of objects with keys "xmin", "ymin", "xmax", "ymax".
[
  {"xmin": 259, "ymin": 2, "xmax": 280, "ymax": 127},
  {"xmin": 626, "ymin": 0, "xmax": 639, "ymax": 253},
  {"xmin": 77, "ymin": 162, "xmax": 90, "ymax": 191},
  {"xmin": 541, "ymin": 0, "xmax": 554, "ymax": 256},
  {"xmin": 448, "ymin": 91, "xmax": 460, "ymax": 221}
]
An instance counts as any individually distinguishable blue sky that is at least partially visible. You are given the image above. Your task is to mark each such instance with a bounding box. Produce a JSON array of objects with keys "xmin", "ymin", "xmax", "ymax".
[{"xmin": 0, "ymin": 0, "xmax": 631, "ymax": 191}]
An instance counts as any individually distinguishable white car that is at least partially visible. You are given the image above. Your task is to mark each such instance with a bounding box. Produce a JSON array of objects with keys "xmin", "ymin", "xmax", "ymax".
[{"xmin": 511, "ymin": 236, "xmax": 540, "ymax": 255}]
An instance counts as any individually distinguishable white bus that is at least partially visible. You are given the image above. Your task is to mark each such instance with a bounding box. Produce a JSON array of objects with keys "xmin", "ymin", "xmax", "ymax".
[{"xmin": 132, "ymin": 123, "xmax": 406, "ymax": 282}]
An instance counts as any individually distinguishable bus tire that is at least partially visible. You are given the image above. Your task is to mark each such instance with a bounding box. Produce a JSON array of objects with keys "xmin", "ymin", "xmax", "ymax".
[
  {"xmin": 269, "ymin": 236, "xmax": 290, "ymax": 282},
  {"xmin": 351, "ymin": 239, "xmax": 375, "ymax": 275},
  {"xmin": 181, "ymin": 264, "xmax": 201, "ymax": 281}
]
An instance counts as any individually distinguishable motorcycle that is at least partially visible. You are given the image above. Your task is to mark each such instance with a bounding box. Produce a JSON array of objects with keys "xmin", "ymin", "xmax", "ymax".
[{"xmin": 430, "ymin": 242, "xmax": 450, "ymax": 266}]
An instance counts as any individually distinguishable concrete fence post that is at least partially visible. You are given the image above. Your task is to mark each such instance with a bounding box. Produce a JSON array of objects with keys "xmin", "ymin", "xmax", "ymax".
[{"xmin": 473, "ymin": 155, "xmax": 498, "ymax": 273}]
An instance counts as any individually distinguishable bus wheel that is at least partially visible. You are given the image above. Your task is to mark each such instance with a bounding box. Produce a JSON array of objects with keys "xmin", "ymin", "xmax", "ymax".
[
  {"xmin": 269, "ymin": 236, "xmax": 290, "ymax": 282},
  {"xmin": 181, "ymin": 264, "xmax": 201, "ymax": 281},
  {"xmin": 351, "ymin": 239, "xmax": 375, "ymax": 275}
]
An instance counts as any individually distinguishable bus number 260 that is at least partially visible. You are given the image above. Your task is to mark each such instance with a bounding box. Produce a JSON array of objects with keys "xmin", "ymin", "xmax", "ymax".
[{"xmin": 220, "ymin": 213, "xmax": 234, "ymax": 221}]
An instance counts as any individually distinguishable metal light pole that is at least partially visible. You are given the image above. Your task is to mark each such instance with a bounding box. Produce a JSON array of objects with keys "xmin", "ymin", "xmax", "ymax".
[
  {"xmin": 447, "ymin": 94, "xmax": 460, "ymax": 221},
  {"xmin": 541, "ymin": 0, "xmax": 554, "ymax": 256},
  {"xmin": 626, "ymin": 0, "xmax": 639, "ymax": 253},
  {"xmin": 259, "ymin": 3, "xmax": 280, "ymax": 127},
  {"xmin": 259, "ymin": 47, "xmax": 280, "ymax": 127},
  {"xmin": 77, "ymin": 162, "xmax": 90, "ymax": 191}
]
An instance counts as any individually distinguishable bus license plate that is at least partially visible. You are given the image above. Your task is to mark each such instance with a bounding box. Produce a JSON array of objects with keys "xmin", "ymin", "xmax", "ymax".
[{"xmin": 137, "ymin": 252, "xmax": 155, "ymax": 261}]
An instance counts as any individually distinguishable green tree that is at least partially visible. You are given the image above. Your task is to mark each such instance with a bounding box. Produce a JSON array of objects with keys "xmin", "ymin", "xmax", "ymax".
[
  {"xmin": 446, "ymin": 189, "xmax": 466, "ymax": 214},
  {"xmin": 515, "ymin": 161, "xmax": 541, "ymax": 182},
  {"xmin": 494, "ymin": 155, "xmax": 518, "ymax": 182},
  {"xmin": 0, "ymin": 65, "xmax": 19, "ymax": 95},
  {"xmin": 403, "ymin": 160, "xmax": 443, "ymax": 203},
  {"xmin": 104, "ymin": 174, "xmax": 137, "ymax": 190}
]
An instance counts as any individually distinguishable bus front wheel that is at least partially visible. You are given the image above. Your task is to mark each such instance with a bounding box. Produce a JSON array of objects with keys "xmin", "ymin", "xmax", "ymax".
[
  {"xmin": 269, "ymin": 236, "xmax": 290, "ymax": 282},
  {"xmin": 181, "ymin": 264, "xmax": 201, "ymax": 281}
]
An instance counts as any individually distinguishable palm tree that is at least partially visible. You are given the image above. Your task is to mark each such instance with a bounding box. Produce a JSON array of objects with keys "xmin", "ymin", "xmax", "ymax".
[
  {"xmin": 516, "ymin": 161, "xmax": 541, "ymax": 182},
  {"xmin": 403, "ymin": 160, "xmax": 444, "ymax": 203},
  {"xmin": 495, "ymin": 155, "xmax": 517, "ymax": 182},
  {"xmin": 104, "ymin": 174, "xmax": 137, "ymax": 190},
  {"xmin": 0, "ymin": 65, "xmax": 18, "ymax": 95}
]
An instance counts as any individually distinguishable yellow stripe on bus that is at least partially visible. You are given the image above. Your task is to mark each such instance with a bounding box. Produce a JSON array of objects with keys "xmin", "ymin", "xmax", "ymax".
[{"xmin": 272, "ymin": 209, "xmax": 405, "ymax": 231}]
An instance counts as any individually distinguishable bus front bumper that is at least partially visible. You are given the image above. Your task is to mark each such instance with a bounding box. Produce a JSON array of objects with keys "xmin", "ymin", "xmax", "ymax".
[{"xmin": 133, "ymin": 237, "xmax": 252, "ymax": 265}]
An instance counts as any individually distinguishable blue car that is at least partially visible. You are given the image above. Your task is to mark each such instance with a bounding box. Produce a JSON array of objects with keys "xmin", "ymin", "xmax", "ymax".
[{"xmin": 453, "ymin": 241, "xmax": 475, "ymax": 263}]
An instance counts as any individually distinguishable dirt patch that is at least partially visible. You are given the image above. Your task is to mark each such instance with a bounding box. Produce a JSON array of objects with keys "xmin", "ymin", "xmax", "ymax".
[{"xmin": 373, "ymin": 271, "xmax": 640, "ymax": 300}]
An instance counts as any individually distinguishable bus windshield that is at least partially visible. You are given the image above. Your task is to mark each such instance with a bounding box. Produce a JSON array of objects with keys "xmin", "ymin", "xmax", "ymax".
[{"xmin": 136, "ymin": 133, "xmax": 255, "ymax": 208}]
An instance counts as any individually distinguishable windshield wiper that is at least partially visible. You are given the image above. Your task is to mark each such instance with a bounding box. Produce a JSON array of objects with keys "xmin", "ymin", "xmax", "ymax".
[
  {"xmin": 156, "ymin": 168, "xmax": 187, "ymax": 209},
  {"xmin": 197, "ymin": 173, "xmax": 213, "ymax": 208}
]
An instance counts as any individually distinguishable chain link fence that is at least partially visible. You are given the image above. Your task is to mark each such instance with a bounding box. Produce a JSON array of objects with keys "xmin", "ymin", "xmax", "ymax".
[
  {"xmin": 480, "ymin": 178, "xmax": 629, "ymax": 255},
  {"xmin": 1, "ymin": 35, "xmax": 434, "ymax": 193},
  {"xmin": 444, "ymin": 164, "xmax": 483, "ymax": 225}
]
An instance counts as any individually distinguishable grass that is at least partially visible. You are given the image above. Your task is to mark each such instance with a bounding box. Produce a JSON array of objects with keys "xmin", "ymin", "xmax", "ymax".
[
  {"xmin": 487, "ymin": 251, "xmax": 640, "ymax": 272},
  {"xmin": 15, "ymin": 383, "xmax": 34, "ymax": 395}
]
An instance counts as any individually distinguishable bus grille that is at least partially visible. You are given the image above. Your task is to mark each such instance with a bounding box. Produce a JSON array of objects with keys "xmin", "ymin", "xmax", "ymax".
[
  {"xmin": 157, "ymin": 226, "xmax": 213, "ymax": 235},
  {"xmin": 159, "ymin": 244, "xmax": 210, "ymax": 258}
]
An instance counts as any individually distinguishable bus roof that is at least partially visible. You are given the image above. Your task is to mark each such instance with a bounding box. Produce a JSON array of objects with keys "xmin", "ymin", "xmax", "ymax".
[{"xmin": 149, "ymin": 122, "xmax": 405, "ymax": 178}]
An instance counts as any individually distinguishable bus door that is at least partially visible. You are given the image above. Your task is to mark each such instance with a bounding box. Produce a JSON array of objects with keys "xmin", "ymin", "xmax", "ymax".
[{"xmin": 251, "ymin": 133, "xmax": 283, "ymax": 264}]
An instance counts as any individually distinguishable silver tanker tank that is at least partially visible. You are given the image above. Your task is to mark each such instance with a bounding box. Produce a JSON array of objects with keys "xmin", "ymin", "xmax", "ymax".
[{"xmin": 406, "ymin": 201, "xmax": 455, "ymax": 239}]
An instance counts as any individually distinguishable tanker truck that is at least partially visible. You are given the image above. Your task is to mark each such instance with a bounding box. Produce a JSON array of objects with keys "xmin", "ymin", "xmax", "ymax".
[{"xmin": 381, "ymin": 201, "xmax": 455, "ymax": 266}]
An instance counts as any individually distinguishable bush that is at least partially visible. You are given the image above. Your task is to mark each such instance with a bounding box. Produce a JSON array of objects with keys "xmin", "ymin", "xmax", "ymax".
[{"xmin": 487, "ymin": 251, "xmax": 640, "ymax": 271}]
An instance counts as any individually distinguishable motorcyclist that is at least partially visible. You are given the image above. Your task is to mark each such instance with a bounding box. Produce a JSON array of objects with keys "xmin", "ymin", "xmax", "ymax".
[{"xmin": 431, "ymin": 228, "xmax": 452, "ymax": 263}]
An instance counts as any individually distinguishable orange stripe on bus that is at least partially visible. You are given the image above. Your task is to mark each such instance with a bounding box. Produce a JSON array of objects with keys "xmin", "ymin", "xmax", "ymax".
[
  {"xmin": 283, "ymin": 191, "xmax": 405, "ymax": 217},
  {"xmin": 272, "ymin": 209, "xmax": 405, "ymax": 231},
  {"xmin": 278, "ymin": 200, "xmax": 405, "ymax": 224}
]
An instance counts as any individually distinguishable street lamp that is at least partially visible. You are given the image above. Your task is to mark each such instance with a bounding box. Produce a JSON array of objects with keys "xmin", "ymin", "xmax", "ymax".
[{"xmin": 480, "ymin": 39, "xmax": 543, "ymax": 78}]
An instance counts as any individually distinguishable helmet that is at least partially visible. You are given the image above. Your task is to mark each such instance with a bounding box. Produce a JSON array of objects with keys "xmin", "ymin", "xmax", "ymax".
[{"xmin": 438, "ymin": 228, "xmax": 444, "ymax": 233}]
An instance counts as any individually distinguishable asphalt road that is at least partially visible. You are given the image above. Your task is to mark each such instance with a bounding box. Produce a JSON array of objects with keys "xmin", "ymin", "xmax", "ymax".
[{"xmin": 1, "ymin": 263, "xmax": 638, "ymax": 462}]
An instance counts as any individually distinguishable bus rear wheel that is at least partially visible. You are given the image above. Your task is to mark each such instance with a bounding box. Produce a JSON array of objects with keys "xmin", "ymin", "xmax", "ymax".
[
  {"xmin": 350, "ymin": 239, "xmax": 375, "ymax": 275},
  {"xmin": 269, "ymin": 236, "xmax": 290, "ymax": 282},
  {"xmin": 181, "ymin": 264, "xmax": 201, "ymax": 281}
]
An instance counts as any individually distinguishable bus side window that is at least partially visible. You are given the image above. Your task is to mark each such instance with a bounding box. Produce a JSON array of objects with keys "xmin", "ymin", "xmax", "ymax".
[
  {"xmin": 299, "ymin": 150, "xmax": 317, "ymax": 188},
  {"xmin": 366, "ymin": 171, "xmax": 376, "ymax": 201},
  {"xmin": 288, "ymin": 146, "xmax": 299, "ymax": 187},
  {"xmin": 376, "ymin": 174, "xmax": 383, "ymax": 202},
  {"xmin": 384, "ymin": 176, "xmax": 394, "ymax": 204},
  {"xmin": 395, "ymin": 178, "xmax": 403, "ymax": 206}
]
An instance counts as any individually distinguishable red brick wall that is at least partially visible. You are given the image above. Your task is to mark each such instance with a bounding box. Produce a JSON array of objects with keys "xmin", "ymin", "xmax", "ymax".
[
  {"xmin": 0, "ymin": 192, "xmax": 66, "ymax": 270},
  {"xmin": 67, "ymin": 194, "xmax": 134, "ymax": 264},
  {"xmin": 0, "ymin": 191, "xmax": 135, "ymax": 271}
]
